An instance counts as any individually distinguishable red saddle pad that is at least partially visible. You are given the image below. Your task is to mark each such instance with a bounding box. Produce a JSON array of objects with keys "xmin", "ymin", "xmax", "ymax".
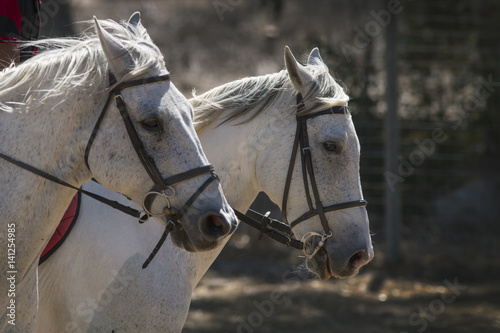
[{"xmin": 39, "ymin": 193, "xmax": 80, "ymax": 264}]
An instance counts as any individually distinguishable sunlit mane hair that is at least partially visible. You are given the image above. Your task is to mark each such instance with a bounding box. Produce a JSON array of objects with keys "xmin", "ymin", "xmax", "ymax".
[
  {"xmin": 191, "ymin": 63, "xmax": 349, "ymax": 132},
  {"xmin": 0, "ymin": 18, "xmax": 165, "ymax": 112}
]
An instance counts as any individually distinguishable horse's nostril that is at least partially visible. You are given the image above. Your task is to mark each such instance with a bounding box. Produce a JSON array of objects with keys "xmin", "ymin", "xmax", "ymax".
[
  {"xmin": 351, "ymin": 251, "xmax": 363, "ymax": 262},
  {"xmin": 349, "ymin": 249, "xmax": 373, "ymax": 270},
  {"xmin": 208, "ymin": 215, "xmax": 222, "ymax": 228},
  {"xmin": 199, "ymin": 213, "xmax": 230, "ymax": 241}
]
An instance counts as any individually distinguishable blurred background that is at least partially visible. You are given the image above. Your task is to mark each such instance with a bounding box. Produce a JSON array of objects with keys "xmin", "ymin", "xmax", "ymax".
[{"xmin": 42, "ymin": 0, "xmax": 500, "ymax": 332}]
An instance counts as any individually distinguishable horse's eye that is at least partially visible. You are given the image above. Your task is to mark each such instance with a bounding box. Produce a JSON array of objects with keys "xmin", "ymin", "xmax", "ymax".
[
  {"xmin": 141, "ymin": 118, "xmax": 162, "ymax": 132},
  {"xmin": 322, "ymin": 141, "xmax": 337, "ymax": 152}
]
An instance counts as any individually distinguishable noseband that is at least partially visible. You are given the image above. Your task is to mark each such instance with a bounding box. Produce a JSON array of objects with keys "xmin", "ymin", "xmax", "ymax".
[
  {"xmin": 235, "ymin": 94, "xmax": 367, "ymax": 258},
  {"xmin": 0, "ymin": 72, "xmax": 219, "ymax": 268}
]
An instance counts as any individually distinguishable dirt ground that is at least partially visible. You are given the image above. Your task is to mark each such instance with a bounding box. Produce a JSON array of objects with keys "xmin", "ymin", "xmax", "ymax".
[{"xmin": 182, "ymin": 222, "xmax": 500, "ymax": 333}]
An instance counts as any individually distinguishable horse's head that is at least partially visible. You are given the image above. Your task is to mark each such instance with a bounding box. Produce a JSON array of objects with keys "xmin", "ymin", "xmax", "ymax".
[
  {"xmin": 256, "ymin": 47, "xmax": 373, "ymax": 279},
  {"xmin": 86, "ymin": 14, "xmax": 237, "ymax": 252}
]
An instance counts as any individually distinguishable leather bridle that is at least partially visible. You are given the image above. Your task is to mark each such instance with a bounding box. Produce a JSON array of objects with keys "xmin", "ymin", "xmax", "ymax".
[
  {"xmin": 0, "ymin": 72, "xmax": 219, "ymax": 268},
  {"xmin": 84, "ymin": 72, "xmax": 218, "ymax": 220},
  {"xmin": 235, "ymin": 94, "xmax": 367, "ymax": 258}
]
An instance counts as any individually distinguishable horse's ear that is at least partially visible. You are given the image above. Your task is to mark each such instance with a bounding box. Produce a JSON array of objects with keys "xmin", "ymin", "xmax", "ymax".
[
  {"xmin": 128, "ymin": 12, "xmax": 141, "ymax": 28},
  {"xmin": 94, "ymin": 17, "xmax": 134, "ymax": 80},
  {"xmin": 126, "ymin": 12, "xmax": 152, "ymax": 43},
  {"xmin": 307, "ymin": 47, "xmax": 327, "ymax": 68},
  {"xmin": 284, "ymin": 46, "xmax": 316, "ymax": 97}
]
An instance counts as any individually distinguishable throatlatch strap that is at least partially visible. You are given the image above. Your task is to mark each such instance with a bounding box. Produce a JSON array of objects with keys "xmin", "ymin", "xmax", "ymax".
[
  {"xmin": 84, "ymin": 94, "xmax": 113, "ymax": 171},
  {"xmin": 281, "ymin": 121, "xmax": 301, "ymax": 223}
]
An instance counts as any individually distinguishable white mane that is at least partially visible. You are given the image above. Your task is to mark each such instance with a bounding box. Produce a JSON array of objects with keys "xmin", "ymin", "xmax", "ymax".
[
  {"xmin": 0, "ymin": 19, "xmax": 165, "ymax": 113},
  {"xmin": 191, "ymin": 64, "xmax": 349, "ymax": 132}
]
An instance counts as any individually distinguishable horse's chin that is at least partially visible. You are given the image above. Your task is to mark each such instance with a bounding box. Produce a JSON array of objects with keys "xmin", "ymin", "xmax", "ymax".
[
  {"xmin": 169, "ymin": 227, "xmax": 199, "ymax": 252},
  {"xmin": 169, "ymin": 227, "xmax": 219, "ymax": 253},
  {"xmin": 305, "ymin": 248, "xmax": 360, "ymax": 280}
]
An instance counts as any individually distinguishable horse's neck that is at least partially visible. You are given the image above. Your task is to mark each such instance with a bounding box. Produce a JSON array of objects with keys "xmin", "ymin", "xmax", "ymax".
[
  {"xmin": 0, "ymin": 88, "xmax": 98, "ymax": 180},
  {"xmin": 184, "ymin": 101, "xmax": 295, "ymax": 286},
  {"xmin": 198, "ymin": 122, "xmax": 261, "ymax": 212},
  {"xmin": 198, "ymin": 101, "xmax": 293, "ymax": 212},
  {"xmin": 0, "ymin": 90, "xmax": 97, "ymax": 261}
]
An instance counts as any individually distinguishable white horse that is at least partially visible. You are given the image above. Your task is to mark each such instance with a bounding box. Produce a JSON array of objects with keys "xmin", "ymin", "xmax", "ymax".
[
  {"xmin": 0, "ymin": 13, "xmax": 236, "ymax": 332},
  {"xmin": 36, "ymin": 47, "xmax": 373, "ymax": 332}
]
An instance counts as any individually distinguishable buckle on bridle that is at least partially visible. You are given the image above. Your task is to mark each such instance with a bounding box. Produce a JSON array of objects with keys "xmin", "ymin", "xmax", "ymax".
[
  {"xmin": 258, "ymin": 211, "xmax": 271, "ymax": 240},
  {"xmin": 300, "ymin": 231, "xmax": 333, "ymax": 258}
]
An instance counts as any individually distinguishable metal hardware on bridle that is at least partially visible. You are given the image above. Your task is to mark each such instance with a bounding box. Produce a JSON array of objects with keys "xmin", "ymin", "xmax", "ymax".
[
  {"xmin": 234, "ymin": 209, "xmax": 304, "ymax": 251},
  {"xmin": 141, "ymin": 169, "xmax": 218, "ymax": 269},
  {"xmin": 142, "ymin": 187, "xmax": 175, "ymax": 217},
  {"xmin": 301, "ymin": 231, "xmax": 333, "ymax": 258},
  {"xmin": 233, "ymin": 93, "xmax": 367, "ymax": 258},
  {"xmin": 257, "ymin": 211, "xmax": 271, "ymax": 241},
  {"xmin": 0, "ymin": 71, "xmax": 220, "ymax": 268}
]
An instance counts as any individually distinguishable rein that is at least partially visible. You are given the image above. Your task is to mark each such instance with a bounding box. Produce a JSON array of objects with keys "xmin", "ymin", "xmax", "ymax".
[
  {"xmin": 234, "ymin": 209, "xmax": 303, "ymax": 251},
  {"xmin": 0, "ymin": 152, "xmax": 146, "ymax": 219},
  {"xmin": 234, "ymin": 94, "xmax": 367, "ymax": 258},
  {"xmin": 0, "ymin": 72, "xmax": 219, "ymax": 268}
]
